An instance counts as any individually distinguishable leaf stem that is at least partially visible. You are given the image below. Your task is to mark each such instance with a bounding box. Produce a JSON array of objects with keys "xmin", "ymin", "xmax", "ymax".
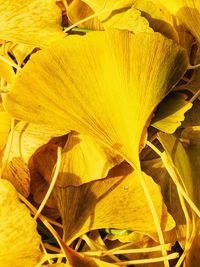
[{"xmin": 34, "ymin": 146, "xmax": 62, "ymax": 220}]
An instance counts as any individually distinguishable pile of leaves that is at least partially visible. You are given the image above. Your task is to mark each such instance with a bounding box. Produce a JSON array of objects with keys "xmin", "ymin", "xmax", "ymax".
[{"xmin": 0, "ymin": 0, "xmax": 200, "ymax": 266}]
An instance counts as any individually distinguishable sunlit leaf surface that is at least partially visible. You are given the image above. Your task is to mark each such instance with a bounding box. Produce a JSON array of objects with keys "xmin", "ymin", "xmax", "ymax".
[
  {"xmin": 1, "ymin": 1, "xmax": 200, "ymax": 265},
  {"xmin": 0, "ymin": 0, "xmax": 65, "ymax": 47},
  {"xmin": 4, "ymin": 30, "xmax": 188, "ymax": 169}
]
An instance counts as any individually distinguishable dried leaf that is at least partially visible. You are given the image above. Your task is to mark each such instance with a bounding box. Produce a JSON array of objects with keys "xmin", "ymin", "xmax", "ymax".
[
  {"xmin": 4, "ymin": 30, "xmax": 188, "ymax": 169},
  {"xmin": 0, "ymin": 179, "xmax": 41, "ymax": 266}
]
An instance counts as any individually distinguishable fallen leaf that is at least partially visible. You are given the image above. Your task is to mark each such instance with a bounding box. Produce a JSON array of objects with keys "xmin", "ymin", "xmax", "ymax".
[
  {"xmin": 135, "ymin": 0, "xmax": 194, "ymax": 53},
  {"xmin": 0, "ymin": 179, "xmax": 41, "ymax": 266},
  {"xmin": 67, "ymin": 0, "xmax": 103, "ymax": 30},
  {"xmin": 55, "ymin": 163, "xmax": 175, "ymax": 244},
  {"xmin": 0, "ymin": 111, "xmax": 11, "ymax": 150},
  {"xmin": 10, "ymin": 43, "xmax": 35, "ymax": 66},
  {"xmin": 57, "ymin": 132, "xmax": 122, "ymax": 187},
  {"xmin": 0, "ymin": 56, "xmax": 15, "ymax": 83},
  {"xmin": 151, "ymin": 92, "xmax": 192, "ymax": 133},
  {"xmin": 4, "ymin": 30, "xmax": 188, "ymax": 170},
  {"xmin": 158, "ymin": 132, "xmax": 200, "ymax": 210},
  {"xmin": 29, "ymin": 142, "xmax": 62, "ymax": 208},
  {"xmin": 158, "ymin": 0, "xmax": 200, "ymax": 43},
  {"xmin": 82, "ymin": 0, "xmax": 134, "ymax": 20},
  {"xmin": 135, "ymin": 0, "xmax": 178, "ymax": 41},
  {"xmin": 102, "ymin": 5, "xmax": 153, "ymax": 33},
  {"xmin": 1, "ymin": 121, "xmax": 59, "ymax": 196},
  {"xmin": 0, "ymin": 0, "xmax": 66, "ymax": 48}
]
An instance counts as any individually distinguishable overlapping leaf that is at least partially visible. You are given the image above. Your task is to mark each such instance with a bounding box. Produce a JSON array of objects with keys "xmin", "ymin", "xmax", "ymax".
[
  {"xmin": 101, "ymin": 5, "xmax": 153, "ymax": 33},
  {"xmin": 1, "ymin": 121, "xmax": 61, "ymax": 196},
  {"xmin": 0, "ymin": 57, "xmax": 15, "ymax": 83},
  {"xmin": 158, "ymin": 0, "xmax": 200, "ymax": 44},
  {"xmin": 4, "ymin": 30, "xmax": 188, "ymax": 169},
  {"xmin": 0, "ymin": 179, "xmax": 41, "ymax": 266},
  {"xmin": 55, "ymin": 163, "xmax": 175, "ymax": 244},
  {"xmin": 0, "ymin": 0, "xmax": 65, "ymax": 47},
  {"xmin": 135, "ymin": 0, "xmax": 178, "ymax": 41},
  {"xmin": 57, "ymin": 132, "xmax": 122, "ymax": 187},
  {"xmin": 151, "ymin": 92, "xmax": 192, "ymax": 133},
  {"xmin": 82, "ymin": 0, "xmax": 134, "ymax": 20},
  {"xmin": 158, "ymin": 132, "xmax": 200, "ymax": 210},
  {"xmin": 0, "ymin": 111, "xmax": 10, "ymax": 151},
  {"xmin": 67, "ymin": 0, "xmax": 103, "ymax": 30}
]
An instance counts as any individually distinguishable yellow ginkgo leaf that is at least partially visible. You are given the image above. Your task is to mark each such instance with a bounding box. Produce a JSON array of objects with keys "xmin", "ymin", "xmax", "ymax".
[
  {"xmin": 0, "ymin": 111, "xmax": 11, "ymax": 150},
  {"xmin": 151, "ymin": 92, "xmax": 193, "ymax": 133},
  {"xmin": 182, "ymin": 99, "xmax": 200, "ymax": 127},
  {"xmin": 29, "ymin": 142, "xmax": 64, "ymax": 209},
  {"xmin": 142, "ymin": 157, "xmax": 187, "ymax": 248},
  {"xmin": 1, "ymin": 121, "xmax": 62, "ymax": 196},
  {"xmin": 135, "ymin": 0, "xmax": 178, "ymax": 41},
  {"xmin": 0, "ymin": 178, "xmax": 41, "ymax": 267},
  {"xmin": 4, "ymin": 30, "xmax": 188, "ymax": 170},
  {"xmin": 0, "ymin": 56, "xmax": 15, "ymax": 83},
  {"xmin": 67, "ymin": 0, "xmax": 103, "ymax": 30},
  {"xmin": 10, "ymin": 43, "xmax": 35, "ymax": 66},
  {"xmin": 158, "ymin": 0, "xmax": 200, "ymax": 43},
  {"xmin": 3, "ymin": 121, "xmax": 64, "ymax": 163},
  {"xmin": 57, "ymin": 131, "xmax": 122, "ymax": 187},
  {"xmin": 55, "ymin": 163, "xmax": 175, "ymax": 244},
  {"xmin": 158, "ymin": 132, "xmax": 200, "ymax": 211},
  {"xmin": 0, "ymin": 0, "xmax": 66, "ymax": 48},
  {"xmin": 102, "ymin": 5, "xmax": 153, "ymax": 33},
  {"xmin": 82, "ymin": 0, "xmax": 134, "ymax": 20},
  {"xmin": 68, "ymin": 1, "xmax": 152, "ymax": 33}
]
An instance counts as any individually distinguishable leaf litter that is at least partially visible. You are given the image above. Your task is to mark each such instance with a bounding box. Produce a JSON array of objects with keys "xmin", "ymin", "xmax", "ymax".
[{"xmin": 0, "ymin": 1, "xmax": 200, "ymax": 266}]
